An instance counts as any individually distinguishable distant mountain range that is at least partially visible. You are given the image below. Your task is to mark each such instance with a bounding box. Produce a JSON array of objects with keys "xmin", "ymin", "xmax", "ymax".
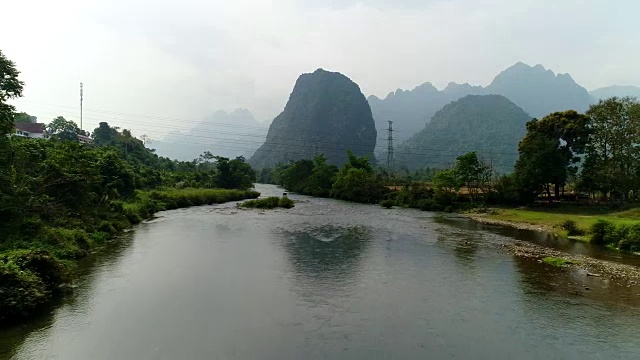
[
  {"xmin": 590, "ymin": 85, "xmax": 640, "ymax": 100},
  {"xmin": 369, "ymin": 62, "xmax": 596, "ymax": 154},
  {"xmin": 396, "ymin": 95, "xmax": 532, "ymax": 173},
  {"xmin": 150, "ymin": 109, "xmax": 267, "ymax": 161},
  {"xmin": 250, "ymin": 69, "xmax": 377, "ymax": 168}
]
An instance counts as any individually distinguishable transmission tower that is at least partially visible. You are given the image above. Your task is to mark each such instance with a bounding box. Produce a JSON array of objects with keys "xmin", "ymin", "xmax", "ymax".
[
  {"xmin": 386, "ymin": 120, "xmax": 394, "ymax": 173},
  {"xmin": 80, "ymin": 82, "xmax": 84, "ymax": 131}
]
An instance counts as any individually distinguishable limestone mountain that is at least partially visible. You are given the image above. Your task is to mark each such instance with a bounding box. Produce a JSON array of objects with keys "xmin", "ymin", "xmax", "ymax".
[
  {"xmin": 590, "ymin": 85, "xmax": 640, "ymax": 100},
  {"xmin": 150, "ymin": 109, "xmax": 267, "ymax": 161},
  {"xmin": 485, "ymin": 62, "xmax": 592, "ymax": 118},
  {"xmin": 369, "ymin": 62, "xmax": 592, "ymax": 155},
  {"xmin": 250, "ymin": 69, "xmax": 377, "ymax": 168},
  {"xmin": 395, "ymin": 95, "xmax": 532, "ymax": 173},
  {"xmin": 367, "ymin": 82, "xmax": 483, "ymax": 153}
]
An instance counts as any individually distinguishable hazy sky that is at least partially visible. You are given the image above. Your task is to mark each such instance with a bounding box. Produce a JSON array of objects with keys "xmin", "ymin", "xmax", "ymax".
[{"xmin": 2, "ymin": 0, "xmax": 638, "ymax": 139}]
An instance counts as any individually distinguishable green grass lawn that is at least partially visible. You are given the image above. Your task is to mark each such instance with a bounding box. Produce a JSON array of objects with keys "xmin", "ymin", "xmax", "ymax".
[{"xmin": 483, "ymin": 205, "xmax": 640, "ymax": 238}]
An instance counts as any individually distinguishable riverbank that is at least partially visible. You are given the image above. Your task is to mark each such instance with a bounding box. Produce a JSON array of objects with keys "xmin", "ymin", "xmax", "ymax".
[
  {"xmin": 0, "ymin": 188, "xmax": 259, "ymax": 327},
  {"xmin": 464, "ymin": 209, "xmax": 640, "ymax": 284},
  {"xmin": 468, "ymin": 206, "xmax": 640, "ymax": 238}
]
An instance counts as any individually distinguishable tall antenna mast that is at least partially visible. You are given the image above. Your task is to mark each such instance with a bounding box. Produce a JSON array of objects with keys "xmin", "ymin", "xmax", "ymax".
[
  {"xmin": 386, "ymin": 120, "xmax": 394, "ymax": 173},
  {"xmin": 80, "ymin": 82, "xmax": 84, "ymax": 131}
]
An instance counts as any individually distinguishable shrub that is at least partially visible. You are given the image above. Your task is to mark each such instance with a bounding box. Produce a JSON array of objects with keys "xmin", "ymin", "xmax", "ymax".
[
  {"xmin": 242, "ymin": 196, "xmax": 294, "ymax": 209},
  {"xmin": 562, "ymin": 220, "xmax": 585, "ymax": 236},
  {"xmin": 278, "ymin": 197, "xmax": 295, "ymax": 209},
  {"xmin": 590, "ymin": 219, "xmax": 615, "ymax": 245},
  {"xmin": 416, "ymin": 199, "xmax": 443, "ymax": 212},
  {"xmin": 380, "ymin": 199, "xmax": 394, "ymax": 209},
  {"xmin": 0, "ymin": 249, "xmax": 71, "ymax": 291},
  {"xmin": 620, "ymin": 224, "xmax": 640, "ymax": 252},
  {"xmin": 0, "ymin": 261, "xmax": 48, "ymax": 323}
]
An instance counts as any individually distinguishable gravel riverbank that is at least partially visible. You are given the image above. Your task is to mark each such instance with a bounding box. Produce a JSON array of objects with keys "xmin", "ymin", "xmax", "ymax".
[{"xmin": 466, "ymin": 214, "xmax": 640, "ymax": 284}]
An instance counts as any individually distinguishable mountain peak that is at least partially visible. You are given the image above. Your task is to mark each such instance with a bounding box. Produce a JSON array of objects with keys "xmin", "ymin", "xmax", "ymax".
[{"xmin": 250, "ymin": 69, "xmax": 376, "ymax": 168}]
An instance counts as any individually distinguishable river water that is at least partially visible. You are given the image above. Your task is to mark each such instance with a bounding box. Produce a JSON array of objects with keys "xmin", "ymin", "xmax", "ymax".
[{"xmin": 2, "ymin": 184, "xmax": 640, "ymax": 359}]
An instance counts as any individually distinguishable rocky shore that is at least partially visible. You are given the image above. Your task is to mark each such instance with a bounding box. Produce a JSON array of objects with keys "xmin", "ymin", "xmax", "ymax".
[{"xmin": 466, "ymin": 214, "xmax": 640, "ymax": 284}]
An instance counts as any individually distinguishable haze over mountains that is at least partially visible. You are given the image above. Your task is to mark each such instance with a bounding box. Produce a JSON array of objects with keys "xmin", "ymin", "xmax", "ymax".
[
  {"xmin": 151, "ymin": 61, "xmax": 639, "ymax": 172},
  {"xmin": 249, "ymin": 69, "xmax": 377, "ymax": 168},
  {"xmin": 396, "ymin": 95, "xmax": 532, "ymax": 173},
  {"xmin": 590, "ymin": 85, "xmax": 640, "ymax": 100},
  {"xmin": 150, "ymin": 109, "xmax": 267, "ymax": 161},
  {"xmin": 369, "ymin": 62, "xmax": 594, "ymax": 154}
]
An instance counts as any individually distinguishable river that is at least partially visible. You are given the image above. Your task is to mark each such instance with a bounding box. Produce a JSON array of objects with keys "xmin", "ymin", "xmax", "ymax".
[{"xmin": 2, "ymin": 184, "xmax": 639, "ymax": 359}]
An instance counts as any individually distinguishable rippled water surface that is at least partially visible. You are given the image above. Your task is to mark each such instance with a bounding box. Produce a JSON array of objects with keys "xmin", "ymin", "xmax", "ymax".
[{"xmin": 2, "ymin": 184, "xmax": 640, "ymax": 359}]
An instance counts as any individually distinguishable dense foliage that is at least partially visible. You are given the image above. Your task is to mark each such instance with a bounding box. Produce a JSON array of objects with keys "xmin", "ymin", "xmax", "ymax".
[
  {"xmin": 266, "ymin": 151, "xmax": 386, "ymax": 203},
  {"xmin": 514, "ymin": 111, "xmax": 590, "ymax": 201}
]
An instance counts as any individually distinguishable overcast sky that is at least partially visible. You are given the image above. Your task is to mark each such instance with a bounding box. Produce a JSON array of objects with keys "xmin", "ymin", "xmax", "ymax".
[{"xmin": 2, "ymin": 0, "xmax": 638, "ymax": 139}]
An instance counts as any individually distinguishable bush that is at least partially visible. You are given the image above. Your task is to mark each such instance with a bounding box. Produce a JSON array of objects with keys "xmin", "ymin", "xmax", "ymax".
[
  {"xmin": 0, "ymin": 261, "xmax": 48, "ymax": 324},
  {"xmin": 380, "ymin": 199, "xmax": 394, "ymax": 209},
  {"xmin": 416, "ymin": 199, "xmax": 443, "ymax": 212},
  {"xmin": 0, "ymin": 249, "xmax": 71, "ymax": 291},
  {"xmin": 590, "ymin": 219, "xmax": 615, "ymax": 245},
  {"xmin": 278, "ymin": 197, "xmax": 295, "ymax": 209},
  {"xmin": 562, "ymin": 220, "xmax": 585, "ymax": 236},
  {"xmin": 619, "ymin": 224, "xmax": 640, "ymax": 252},
  {"xmin": 242, "ymin": 196, "xmax": 293, "ymax": 209}
]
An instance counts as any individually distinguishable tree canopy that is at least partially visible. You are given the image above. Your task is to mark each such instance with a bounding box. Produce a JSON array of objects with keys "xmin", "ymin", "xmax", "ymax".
[{"xmin": 514, "ymin": 111, "xmax": 590, "ymax": 201}]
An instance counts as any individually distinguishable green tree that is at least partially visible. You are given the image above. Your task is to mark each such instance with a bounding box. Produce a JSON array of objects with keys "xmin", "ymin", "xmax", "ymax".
[
  {"xmin": 331, "ymin": 151, "xmax": 385, "ymax": 203},
  {"xmin": 92, "ymin": 122, "xmax": 119, "ymax": 146},
  {"xmin": 1, "ymin": 50, "xmax": 25, "ymax": 231},
  {"xmin": 279, "ymin": 159, "xmax": 314, "ymax": 193},
  {"xmin": 582, "ymin": 97, "xmax": 640, "ymax": 199},
  {"xmin": 452, "ymin": 152, "xmax": 490, "ymax": 202},
  {"xmin": 47, "ymin": 116, "xmax": 81, "ymax": 141},
  {"xmin": 433, "ymin": 169, "xmax": 460, "ymax": 193},
  {"xmin": 303, "ymin": 154, "xmax": 338, "ymax": 197},
  {"xmin": 214, "ymin": 156, "xmax": 255, "ymax": 190},
  {"xmin": 514, "ymin": 111, "xmax": 590, "ymax": 202},
  {"xmin": 14, "ymin": 112, "xmax": 37, "ymax": 123},
  {"xmin": 0, "ymin": 50, "xmax": 24, "ymax": 136}
]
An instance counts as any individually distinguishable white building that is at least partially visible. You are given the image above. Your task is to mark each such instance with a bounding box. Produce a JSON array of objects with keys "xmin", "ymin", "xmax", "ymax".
[{"xmin": 14, "ymin": 123, "xmax": 48, "ymax": 139}]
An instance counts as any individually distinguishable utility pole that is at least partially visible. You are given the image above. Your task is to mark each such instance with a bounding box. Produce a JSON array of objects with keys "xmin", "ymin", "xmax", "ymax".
[
  {"xmin": 80, "ymin": 82, "xmax": 84, "ymax": 131},
  {"xmin": 315, "ymin": 141, "xmax": 318, "ymax": 156},
  {"xmin": 386, "ymin": 120, "xmax": 394, "ymax": 174}
]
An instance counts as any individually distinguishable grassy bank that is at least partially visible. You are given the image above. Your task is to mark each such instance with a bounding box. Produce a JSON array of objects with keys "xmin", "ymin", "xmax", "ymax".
[
  {"xmin": 0, "ymin": 188, "xmax": 258, "ymax": 326},
  {"xmin": 479, "ymin": 206, "xmax": 640, "ymax": 238}
]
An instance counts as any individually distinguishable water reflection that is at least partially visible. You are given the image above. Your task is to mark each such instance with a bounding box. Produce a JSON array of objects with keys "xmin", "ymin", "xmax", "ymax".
[
  {"xmin": 435, "ymin": 226, "xmax": 482, "ymax": 267},
  {"xmin": 512, "ymin": 255, "xmax": 640, "ymax": 309},
  {"xmin": 0, "ymin": 232, "xmax": 135, "ymax": 359},
  {"xmin": 278, "ymin": 224, "xmax": 371, "ymax": 302},
  {"xmin": 437, "ymin": 216, "xmax": 640, "ymax": 266}
]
